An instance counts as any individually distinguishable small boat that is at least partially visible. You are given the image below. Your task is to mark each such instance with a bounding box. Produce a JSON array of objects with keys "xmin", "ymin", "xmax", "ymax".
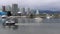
[
  {"xmin": 3, "ymin": 20, "xmax": 15, "ymax": 26},
  {"xmin": 46, "ymin": 16, "xmax": 51, "ymax": 19},
  {"xmin": 2, "ymin": 15, "xmax": 7, "ymax": 18}
]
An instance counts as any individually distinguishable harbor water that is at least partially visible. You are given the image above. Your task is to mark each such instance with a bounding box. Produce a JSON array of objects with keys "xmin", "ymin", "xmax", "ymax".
[{"xmin": 0, "ymin": 17, "xmax": 60, "ymax": 34}]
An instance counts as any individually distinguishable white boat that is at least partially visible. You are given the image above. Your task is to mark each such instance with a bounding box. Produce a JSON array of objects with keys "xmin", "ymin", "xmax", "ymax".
[
  {"xmin": 3, "ymin": 20, "xmax": 15, "ymax": 26},
  {"xmin": 46, "ymin": 16, "xmax": 51, "ymax": 19},
  {"xmin": 2, "ymin": 15, "xmax": 7, "ymax": 18}
]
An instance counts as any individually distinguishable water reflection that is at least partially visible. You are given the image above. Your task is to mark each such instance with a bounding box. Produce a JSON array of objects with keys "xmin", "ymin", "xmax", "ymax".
[
  {"xmin": 1, "ymin": 17, "xmax": 60, "ymax": 34},
  {"xmin": 2, "ymin": 17, "xmax": 60, "ymax": 24},
  {"xmin": 18, "ymin": 17, "xmax": 43, "ymax": 23},
  {"xmin": 12, "ymin": 25, "xmax": 19, "ymax": 30},
  {"xmin": 2, "ymin": 25, "xmax": 19, "ymax": 30},
  {"xmin": 40, "ymin": 18, "xmax": 60, "ymax": 23}
]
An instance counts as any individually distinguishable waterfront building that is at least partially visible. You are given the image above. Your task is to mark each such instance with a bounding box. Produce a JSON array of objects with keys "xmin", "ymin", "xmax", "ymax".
[
  {"xmin": 2, "ymin": 6, "xmax": 6, "ymax": 11},
  {"xmin": 5, "ymin": 5, "xmax": 11, "ymax": 12},
  {"xmin": 26, "ymin": 8, "xmax": 31, "ymax": 15},
  {"xmin": 30, "ymin": 9, "xmax": 35, "ymax": 15},
  {"xmin": 12, "ymin": 4, "xmax": 18, "ymax": 16},
  {"xmin": 20, "ymin": 7, "xmax": 26, "ymax": 15}
]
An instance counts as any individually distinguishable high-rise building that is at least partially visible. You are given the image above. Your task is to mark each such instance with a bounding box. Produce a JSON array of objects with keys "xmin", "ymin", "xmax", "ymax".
[
  {"xmin": 2, "ymin": 6, "xmax": 6, "ymax": 11},
  {"xmin": 30, "ymin": 9, "xmax": 35, "ymax": 15},
  {"xmin": 20, "ymin": 8, "xmax": 26, "ymax": 15},
  {"xmin": 12, "ymin": 4, "xmax": 18, "ymax": 16},
  {"xmin": 5, "ymin": 5, "xmax": 11, "ymax": 11},
  {"xmin": 26, "ymin": 8, "xmax": 31, "ymax": 15}
]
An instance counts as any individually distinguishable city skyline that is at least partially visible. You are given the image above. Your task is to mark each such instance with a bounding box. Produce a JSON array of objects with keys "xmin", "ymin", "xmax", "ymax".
[{"xmin": 0, "ymin": 0, "xmax": 60, "ymax": 11}]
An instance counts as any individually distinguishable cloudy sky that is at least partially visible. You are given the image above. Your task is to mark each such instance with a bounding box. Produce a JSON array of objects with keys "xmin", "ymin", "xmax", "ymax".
[{"xmin": 0, "ymin": 0, "xmax": 60, "ymax": 10}]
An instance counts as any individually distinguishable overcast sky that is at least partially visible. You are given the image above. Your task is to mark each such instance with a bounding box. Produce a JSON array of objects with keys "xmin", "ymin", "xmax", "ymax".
[{"xmin": 0, "ymin": 0, "xmax": 60, "ymax": 10}]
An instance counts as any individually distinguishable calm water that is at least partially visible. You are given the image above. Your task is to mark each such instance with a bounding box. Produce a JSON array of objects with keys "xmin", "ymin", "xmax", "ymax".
[
  {"xmin": 41, "ymin": 18, "xmax": 60, "ymax": 23},
  {"xmin": 1, "ymin": 18, "xmax": 60, "ymax": 23},
  {"xmin": 0, "ymin": 17, "xmax": 60, "ymax": 34}
]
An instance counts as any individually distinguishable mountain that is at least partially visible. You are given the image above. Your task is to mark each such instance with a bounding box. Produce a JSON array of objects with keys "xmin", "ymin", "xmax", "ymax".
[{"xmin": 39, "ymin": 10, "xmax": 60, "ymax": 14}]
